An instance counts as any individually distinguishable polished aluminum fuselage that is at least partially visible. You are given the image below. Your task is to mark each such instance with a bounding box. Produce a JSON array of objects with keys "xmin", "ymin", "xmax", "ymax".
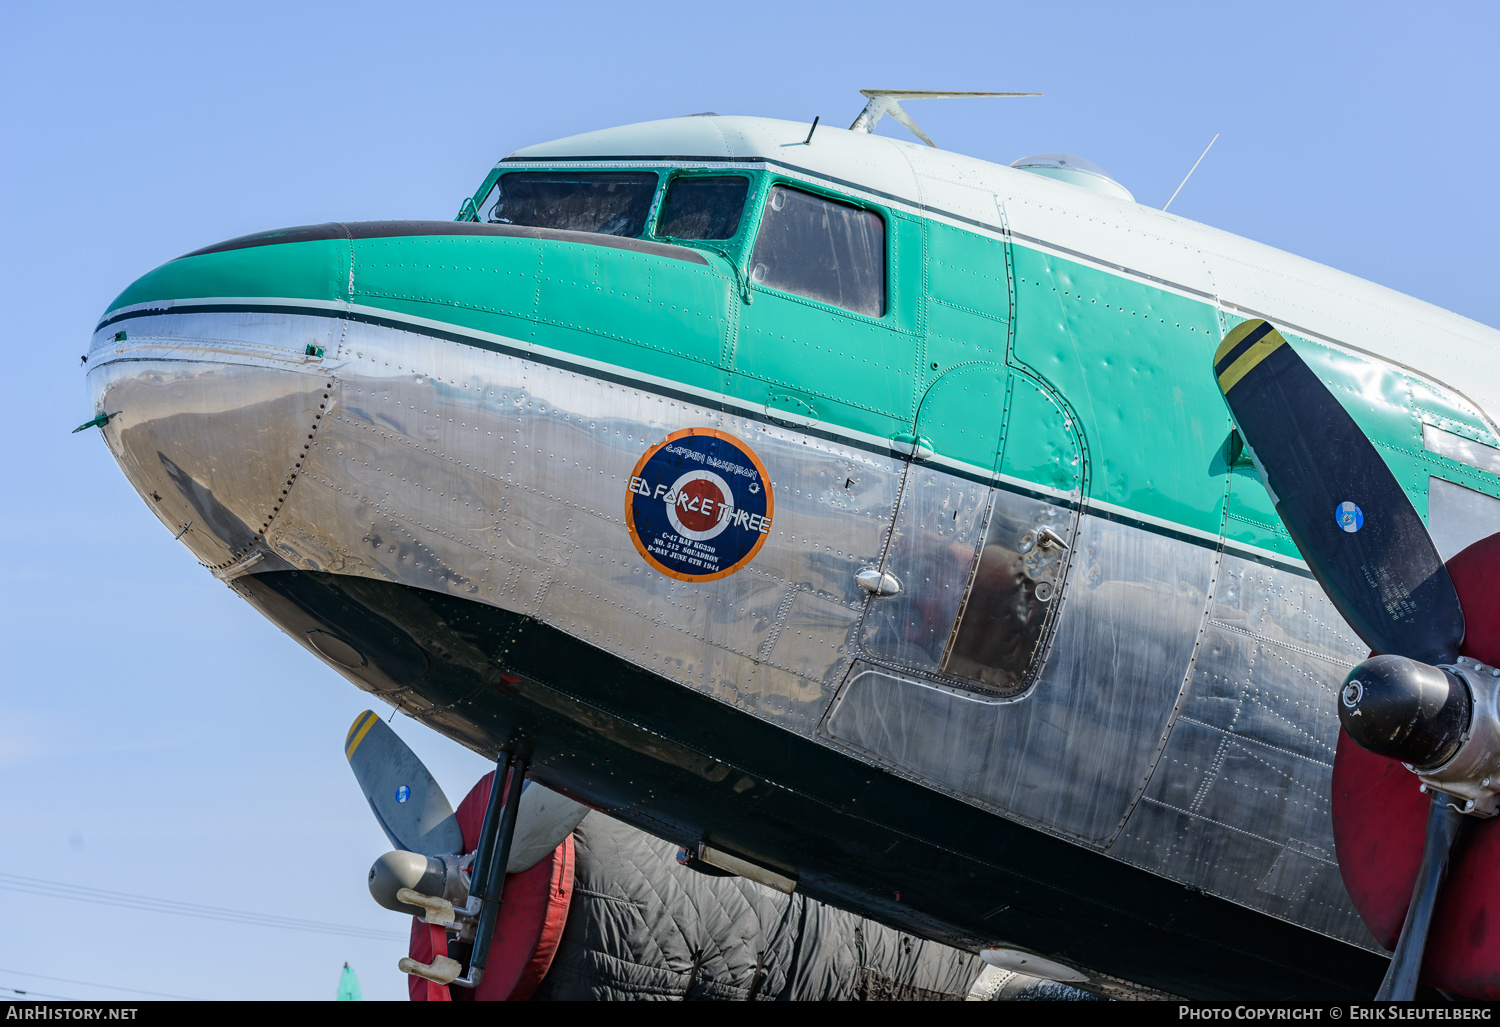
[{"xmin": 89, "ymin": 299, "xmax": 1373, "ymax": 953}]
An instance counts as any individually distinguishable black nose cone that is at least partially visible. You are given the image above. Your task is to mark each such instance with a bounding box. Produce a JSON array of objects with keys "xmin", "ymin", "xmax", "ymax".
[{"xmin": 1339, "ymin": 654, "xmax": 1471, "ymax": 769}]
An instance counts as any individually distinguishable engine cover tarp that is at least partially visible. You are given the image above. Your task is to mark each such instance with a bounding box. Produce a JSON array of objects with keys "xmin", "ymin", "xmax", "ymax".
[{"xmin": 533, "ymin": 812, "xmax": 985, "ymax": 1000}]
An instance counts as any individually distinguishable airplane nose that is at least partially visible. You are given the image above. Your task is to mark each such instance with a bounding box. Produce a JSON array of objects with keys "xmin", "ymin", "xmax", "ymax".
[
  {"xmin": 85, "ymin": 226, "xmax": 347, "ymax": 572},
  {"xmin": 88, "ymin": 331, "xmax": 334, "ymax": 572},
  {"xmin": 83, "ymin": 219, "xmax": 532, "ymax": 578}
]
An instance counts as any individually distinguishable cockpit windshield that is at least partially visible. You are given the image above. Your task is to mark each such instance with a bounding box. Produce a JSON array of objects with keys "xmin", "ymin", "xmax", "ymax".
[
  {"xmin": 482, "ymin": 171, "xmax": 658, "ymax": 237},
  {"xmin": 655, "ymin": 176, "xmax": 749, "ymax": 240}
]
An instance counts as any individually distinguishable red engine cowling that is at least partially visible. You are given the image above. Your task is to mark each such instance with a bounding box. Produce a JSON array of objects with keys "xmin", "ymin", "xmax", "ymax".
[
  {"xmin": 1333, "ymin": 532, "xmax": 1500, "ymax": 997},
  {"xmin": 408, "ymin": 772, "xmax": 575, "ymax": 1001}
]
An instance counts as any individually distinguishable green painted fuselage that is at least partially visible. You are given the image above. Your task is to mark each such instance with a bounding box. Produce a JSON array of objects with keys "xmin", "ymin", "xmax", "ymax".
[{"xmin": 109, "ymin": 170, "xmax": 1500, "ymax": 559}]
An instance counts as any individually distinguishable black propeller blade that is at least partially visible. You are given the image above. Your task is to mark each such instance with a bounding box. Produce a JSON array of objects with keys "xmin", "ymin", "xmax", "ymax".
[
  {"xmin": 1214, "ymin": 319, "xmax": 1473, "ymax": 1000},
  {"xmin": 1213, "ymin": 319, "xmax": 1464, "ymax": 665},
  {"xmin": 1374, "ymin": 795, "xmax": 1470, "ymax": 1000}
]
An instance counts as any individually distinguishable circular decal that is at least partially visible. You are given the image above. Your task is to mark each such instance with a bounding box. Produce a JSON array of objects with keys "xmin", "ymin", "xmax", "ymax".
[
  {"xmin": 395, "ymin": 784, "xmax": 410, "ymax": 804},
  {"xmin": 1336, "ymin": 501, "xmax": 1364, "ymax": 533},
  {"xmin": 626, "ymin": 428, "xmax": 774, "ymax": 582}
]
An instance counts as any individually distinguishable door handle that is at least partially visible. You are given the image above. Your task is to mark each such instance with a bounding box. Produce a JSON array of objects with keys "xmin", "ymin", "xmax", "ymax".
[
  {"xmin": 889, "ymin": 433, "xmax": 933, "ymax": 461},
  {"xmin": 1037, "ymin": 526, "xmax": 1069, "ymax": 551},
  {"xmin": 855, "ymin": 568, "xmax": 903, "ymax": 597}
]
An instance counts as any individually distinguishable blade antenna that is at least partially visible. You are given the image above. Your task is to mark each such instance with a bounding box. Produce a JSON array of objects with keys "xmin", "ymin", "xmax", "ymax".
[
  {"xmin": 849, "ymin": 89, "xmax": 1041, "ymax": 147},
  {"xmin": 1163, "ymin": 132, "xmax": 1220, "ymax": 212}
]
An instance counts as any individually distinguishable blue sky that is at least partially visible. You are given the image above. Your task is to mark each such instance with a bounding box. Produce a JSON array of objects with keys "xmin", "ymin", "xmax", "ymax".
[{"xmin": 2, "ymin": 0, "xmax": 1496, "ymax": 1001}]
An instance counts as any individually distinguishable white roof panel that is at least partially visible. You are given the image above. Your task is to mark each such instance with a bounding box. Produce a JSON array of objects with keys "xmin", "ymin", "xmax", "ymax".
[{"xmin": 508, "ymin": 115, "xmax": 923, "ymax": 203}]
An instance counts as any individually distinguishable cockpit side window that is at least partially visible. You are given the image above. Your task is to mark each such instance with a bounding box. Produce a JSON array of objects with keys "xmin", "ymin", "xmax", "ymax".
[
  {"xmin": 748, "ymin": 185, "xmax": 885, "ymax": 317},
  {"xmin": 482, "ymin": 171, "xmax": 658, "ymax": 237},
  {"xmin": 655, "ymin": 176, "xmax": 750, "ymax": 240}
]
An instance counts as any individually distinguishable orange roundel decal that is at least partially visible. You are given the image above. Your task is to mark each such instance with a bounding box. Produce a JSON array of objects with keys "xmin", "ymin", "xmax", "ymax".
[{"xmin": 624, "ymin": 428, "xmax": 774, "ymax": 583}]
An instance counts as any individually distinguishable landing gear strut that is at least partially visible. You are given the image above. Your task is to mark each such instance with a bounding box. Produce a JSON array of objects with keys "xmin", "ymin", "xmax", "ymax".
[{"xmin": 450, "ymin": 749, "xmax": 529, "ymax": 989}]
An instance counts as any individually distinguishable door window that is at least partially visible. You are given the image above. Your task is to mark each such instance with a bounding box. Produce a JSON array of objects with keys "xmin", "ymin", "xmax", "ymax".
[
  {"xmin": 942, "ymin": 495, "xmax": 1073, "ymax": 689},
  {"xmin": 748, "ymin": 185, "xmax": 884, "ymax": 316}
]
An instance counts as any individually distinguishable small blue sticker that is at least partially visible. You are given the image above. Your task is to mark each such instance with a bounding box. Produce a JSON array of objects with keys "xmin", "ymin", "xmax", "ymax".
[
  {"xmin": 1336, "ymin": 501, "xmax": 1364, "ymax": 533},
  {"xmin": 395, "ymin": 784, "xmax": 410, "ymax": 804}
]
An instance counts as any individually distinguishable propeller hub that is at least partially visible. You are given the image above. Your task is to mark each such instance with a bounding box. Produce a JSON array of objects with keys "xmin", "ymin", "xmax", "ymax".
[
  {"xmin": 1341, "ymin": 654, "xmax": 1500, "ymax": 817},
  {"xmin": 1338, "ymin": 655, "xmax": 1470, "ymax": 770},
  {"xmin": 1416, "ymin": 658, "xmax": 1500, "ymax": 818}
]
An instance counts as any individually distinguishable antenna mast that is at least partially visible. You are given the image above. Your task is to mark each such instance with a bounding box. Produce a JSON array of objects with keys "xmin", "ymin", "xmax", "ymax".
[
  {"xmin": 849, "ymin": 89, "xmax": 1041, "ymax": 147},
  {"xmin": 1163, "ymin": 132, "xmax": 1220, "ymax": 212}
]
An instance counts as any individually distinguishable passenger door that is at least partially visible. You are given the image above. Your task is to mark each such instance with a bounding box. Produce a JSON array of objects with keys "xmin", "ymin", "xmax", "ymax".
[
  {"xmin": 856, "ymin": 212, "xmax": 1084, "ymax": 694},
  {"xmin": 858, "ymin": 365, "xmax": 1082, "ymax": 694}
]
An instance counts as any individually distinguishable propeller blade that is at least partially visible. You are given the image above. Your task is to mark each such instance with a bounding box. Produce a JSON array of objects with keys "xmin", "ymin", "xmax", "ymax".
[
  {"xmin": 1375, "ymin": 794, "xmax": 1471, "ymax": 1000},
  {"xmin": 507, "ymin": 782, "xmax": 589, "ymax": 873},
  {"xmin": 1214, "ymin": 319, "xmax": 1464, "ymax": 664},
  {"xmin": 345, "ymin": 710, "xmax": 464, "ymax": 855}
]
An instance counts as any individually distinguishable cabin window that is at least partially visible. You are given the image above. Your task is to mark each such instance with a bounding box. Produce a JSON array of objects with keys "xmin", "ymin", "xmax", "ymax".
[
  {"xmin": 940, "ymin": 503, "xmax": 1066, "ymax": 690},
  {"xmin": 655, "ymin": 176, "xmax": 750, "ymax": 240},
  {"xmin": 749, "ymin": 185, "xmax": 885, "ymax": 316},
  {"xmin": 483, "ymin": 171, "xmax": 658, "ymax": 237}
]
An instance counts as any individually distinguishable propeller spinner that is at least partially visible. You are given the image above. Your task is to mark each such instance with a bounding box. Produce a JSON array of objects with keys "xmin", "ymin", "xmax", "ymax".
[{"xmin": 1214, "ymin": 319, "xmax": 1500, "ymax": 999}]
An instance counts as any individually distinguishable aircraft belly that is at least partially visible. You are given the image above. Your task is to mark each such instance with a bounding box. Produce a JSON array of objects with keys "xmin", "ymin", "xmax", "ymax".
[
  {"xmin": 91, "ymin": 309, "xmax": 1374, "ymax": 954},
  {"xmin": 229, "ymin": 565, "xmax": 1383, "ymax": 998}
]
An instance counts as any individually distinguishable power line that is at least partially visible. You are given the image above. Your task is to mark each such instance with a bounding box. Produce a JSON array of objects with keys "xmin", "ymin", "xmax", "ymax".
[
  {"xmin": 0, "ymin": 984, "xmax": 73, "ymax": 1001},
  {"xmin": 0, "ymin": 872, "xmax": 406, "ymax": 942},
  {"xmin": 0, "ymin": 966, "xmax": 197, "ymax": 1001}
]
